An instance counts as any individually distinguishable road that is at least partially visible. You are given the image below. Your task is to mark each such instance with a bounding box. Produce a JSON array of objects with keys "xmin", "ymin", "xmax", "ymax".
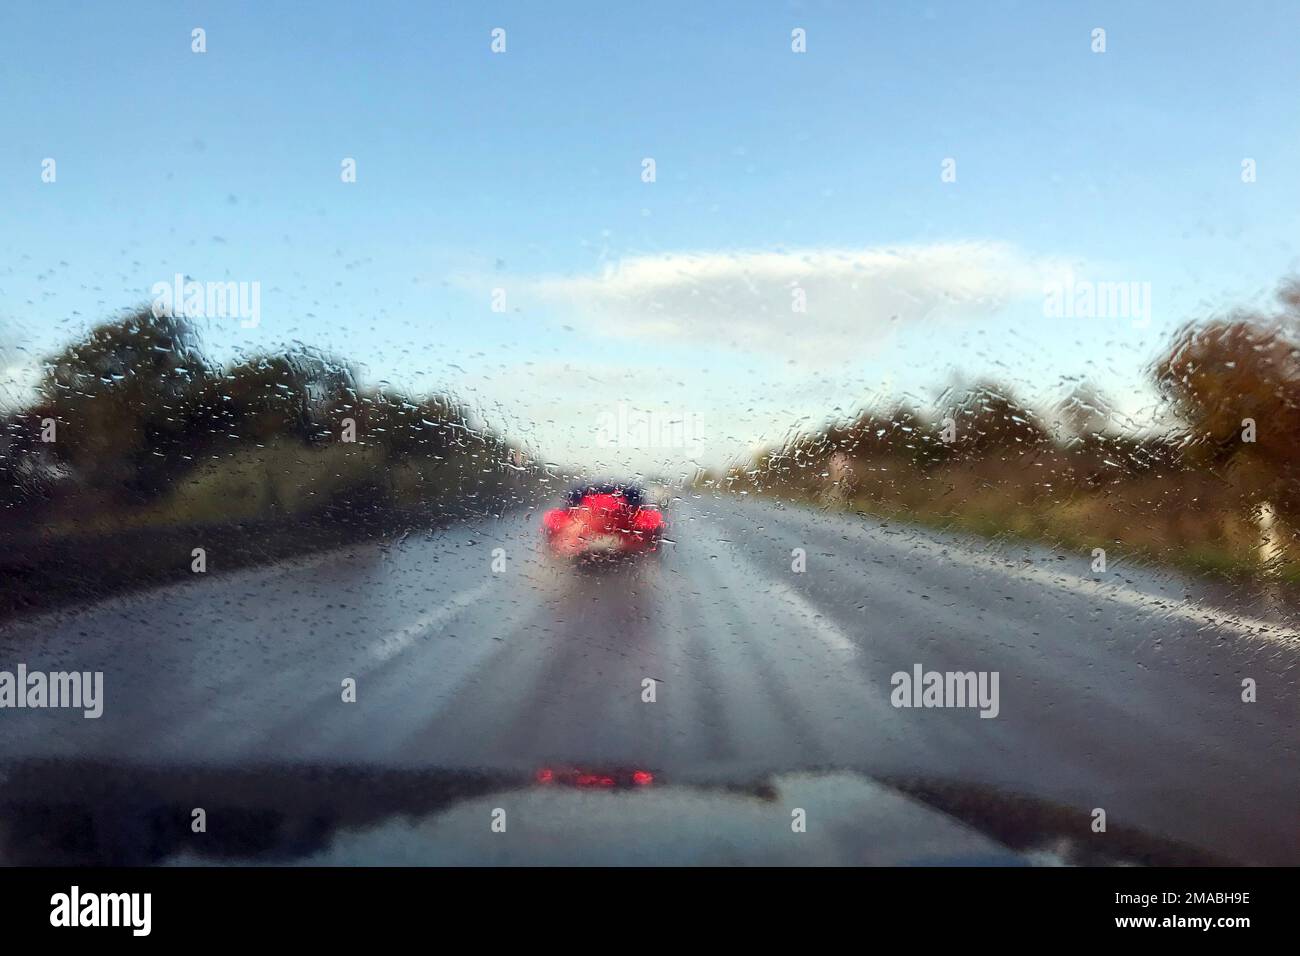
[{"xmin": 1, "ymin": 495, "xmax": 1297, "ymax": 864}]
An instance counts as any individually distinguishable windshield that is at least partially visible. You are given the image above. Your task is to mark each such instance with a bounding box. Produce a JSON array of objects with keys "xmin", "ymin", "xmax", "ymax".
[{"xmin": 0, "ymin": 0, "xmax": 1297, "ymax": 875}]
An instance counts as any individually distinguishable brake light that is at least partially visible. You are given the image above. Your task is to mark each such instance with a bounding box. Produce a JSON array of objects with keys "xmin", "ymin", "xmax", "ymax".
[
  {"xmin": 533, "ymin": 767, "xmax": 654, "ymax": 787},
  {"xmin": 542, "ymin": 508, "xmax": 569, "ymax": 532},
  {"xmin": 632, "ymin": 509, "xmax": 664, "ymax": 532}
]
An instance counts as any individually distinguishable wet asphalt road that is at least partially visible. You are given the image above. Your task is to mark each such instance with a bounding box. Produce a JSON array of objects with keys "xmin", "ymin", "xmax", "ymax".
[{"xmin": 1, "ymin": 496, "xmax": 1297, "ymax": 864}]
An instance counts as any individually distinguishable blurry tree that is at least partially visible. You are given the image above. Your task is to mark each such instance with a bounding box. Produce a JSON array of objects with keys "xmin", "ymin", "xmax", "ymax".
[
  {"xmin": 1154, "ymin": 319, "xmax": 1300, "ymax": 462},
  {"xmin": 1154, "ymin": 282, "xmax": 1300, "ymax": 515},
  {"xmin": 350, "ymin": 389, "xmax": 464, "ymax": 460},
  {"xmin": 221, "ymin": 348, "xmax": 357, "ymax": 446},
  {"xmin": 4, "ymin": 301, "xmax": 531, "ymax": 527},
  {"xmin": 943, "ymin": 381, "xmax": 1050, "ymax": 458},
  {"xmin": 1056, "ymin": 382, "xmax": 1113, "ymax": 438},
  {"xmin": 39, "ymin": 308, "xmax": 211, "ymax": 499}
]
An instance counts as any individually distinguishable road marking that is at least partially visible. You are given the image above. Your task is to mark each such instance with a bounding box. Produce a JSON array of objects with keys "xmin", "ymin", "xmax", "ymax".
[
  {"xmin": 839, "ymin": 521, "xmax": 1300, "ymax": 648},
  {"xmin": 368, "ymin": 581, "xmax": 496, "ymax": 662},
  {"xmin": 760, "ymin": 577, "xmax": 858, "ymax": 654}
]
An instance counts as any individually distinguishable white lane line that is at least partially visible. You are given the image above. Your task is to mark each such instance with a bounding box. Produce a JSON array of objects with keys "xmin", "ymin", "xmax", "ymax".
[
  {"xmin": 760, "ymin": 576, "xmax": 858, "ymax": 655},
  {"xmin": 693, "ymin": 514, "xmax": 858, "ymax": 655},
  {"xmin": 368, "ymin": 581, "xmax": 496, "ymax": 662},
  {"xmin": 829, "ymin": 519, "xmax": 1300, "ymax": 647}
]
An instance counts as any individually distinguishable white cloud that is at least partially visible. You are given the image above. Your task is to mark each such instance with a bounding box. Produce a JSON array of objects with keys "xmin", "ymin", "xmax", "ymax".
[
  {"xmin": 447, "ymin": 242, "xmax": 1109, "ymax": 470},
  {"xmin": 531, "ymin": 242, "xmax": 1063, "ymax": 365}
]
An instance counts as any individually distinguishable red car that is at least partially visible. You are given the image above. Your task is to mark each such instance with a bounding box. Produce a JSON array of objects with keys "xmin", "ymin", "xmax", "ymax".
[{"xmin": 542, "ymin": 483, "xmax": 665, "ymax": 559}]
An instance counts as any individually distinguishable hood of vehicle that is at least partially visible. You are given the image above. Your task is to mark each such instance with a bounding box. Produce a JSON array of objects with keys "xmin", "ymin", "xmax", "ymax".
[{"xmin": 0, "ymin": 760, "xmax": 1225, "ymax": 866}]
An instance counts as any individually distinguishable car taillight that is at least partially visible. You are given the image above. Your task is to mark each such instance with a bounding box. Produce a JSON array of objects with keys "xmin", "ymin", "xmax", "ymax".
[
  {"xmin": 542, "ymin": 508, "xmax": 568, "ymax": 532},
  {"xmin": 632, "ymin": 509, "xmax": 664, "ymax": 532},
  {"xmin": 533, "ymin": 767, "xmax": 655, "ymax": 788}
]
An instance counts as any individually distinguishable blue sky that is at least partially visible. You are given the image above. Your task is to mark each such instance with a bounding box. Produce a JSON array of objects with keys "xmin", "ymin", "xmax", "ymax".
[{"xmin": 3, "ymin": 0, "xmax": 1299, "ymax": 472}]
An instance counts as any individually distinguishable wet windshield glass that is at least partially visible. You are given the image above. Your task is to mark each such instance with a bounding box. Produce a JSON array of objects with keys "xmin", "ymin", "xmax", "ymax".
[{"xmin": 0, "ymin": 2, "xmax": 1297, "ymax": 868}]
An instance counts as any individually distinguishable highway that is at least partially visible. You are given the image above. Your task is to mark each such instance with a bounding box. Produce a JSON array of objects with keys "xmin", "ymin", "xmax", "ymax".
[{"xmin": 1, "ymin": 495, "xmax": 1296, "ymax": 864}]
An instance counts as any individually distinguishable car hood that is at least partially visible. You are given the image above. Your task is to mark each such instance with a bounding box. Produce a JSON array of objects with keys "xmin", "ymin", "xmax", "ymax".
[{"xmin": 0, "ymin": 760, "xmax": 1225, "ymax": 866}]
